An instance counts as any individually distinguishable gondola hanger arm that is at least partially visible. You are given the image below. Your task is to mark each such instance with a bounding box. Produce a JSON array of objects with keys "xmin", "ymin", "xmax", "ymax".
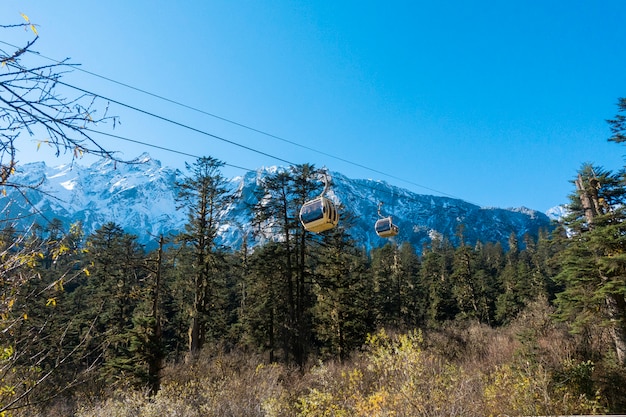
[{"xmin": 320, "ymin": 170, "xmax": 330, "ymax": 198}]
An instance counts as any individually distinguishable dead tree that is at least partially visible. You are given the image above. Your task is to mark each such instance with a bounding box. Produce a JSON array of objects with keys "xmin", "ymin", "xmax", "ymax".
[{"xmin": 0, "ymin": 16, "xmax": 122, "ymax": 188}]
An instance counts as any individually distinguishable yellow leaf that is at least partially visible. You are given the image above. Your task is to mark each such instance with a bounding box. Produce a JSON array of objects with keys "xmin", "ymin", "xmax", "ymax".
[
  {"xmin": 20, "ymin": 13, "xmax": 30, "ymax": 23},
  {"xmin": 46, "ymin": 298, "xmax": 56, "ymax": 307},
  {"xmin": 30, "ymin": 24, "xmax": 38, "ymax": 36},
  {"xmin": 23, "ymin": 313, "xmax": 27, "ymax": 320},
  {"xmin": 37, "ymin": 142, "xmax": 41, "ymax": 151},
  {"xmin": 83, "ymin": 268, "xmax": 90, "ymax": 277},
  {"xmin": 1, "ymin": 189, "xmax": 6, "ymax": 197}
]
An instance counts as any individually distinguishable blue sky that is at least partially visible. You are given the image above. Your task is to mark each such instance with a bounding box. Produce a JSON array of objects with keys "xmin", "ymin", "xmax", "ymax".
[{"xmin": 2, "ymin": 1, "xmax": 626, "ymax": 212}]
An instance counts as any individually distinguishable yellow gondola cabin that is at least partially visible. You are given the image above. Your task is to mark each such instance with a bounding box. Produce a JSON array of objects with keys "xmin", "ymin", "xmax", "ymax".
[
  {"xmin": 375, "ymin": 201, "xmax": 399, "ymax": 238},
  {"xmin": 299, "ymin": 196, "xmax": 339, "ymax": 233}
]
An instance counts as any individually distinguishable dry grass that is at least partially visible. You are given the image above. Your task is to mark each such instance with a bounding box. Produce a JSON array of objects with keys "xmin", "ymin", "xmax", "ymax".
[{"xmin": 22, "ymin": 298, "xmax": 619, "ymax": 416}]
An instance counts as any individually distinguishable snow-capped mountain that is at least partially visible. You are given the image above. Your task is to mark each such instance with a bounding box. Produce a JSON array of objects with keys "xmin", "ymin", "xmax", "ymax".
[
  {"xmin": 546, "ymin": 204, "xmax": 568, "ymax": 221},
  {"xmin": 0, "ymin": 154, "xmax": 553, "ymax": 252},
  {"xmin": 1, "ymin": 154, "xmax": 184, "ymax": 242}
]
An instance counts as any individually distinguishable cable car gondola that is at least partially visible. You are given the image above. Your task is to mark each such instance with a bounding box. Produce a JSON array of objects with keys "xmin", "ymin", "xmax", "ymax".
[
  {"xmin": 375, "ymin": 202, "xmax": 399, "ymax": 238},
  {"xmin": 299, "ymin": 172, "xmax": 339, "ymax": 233}
]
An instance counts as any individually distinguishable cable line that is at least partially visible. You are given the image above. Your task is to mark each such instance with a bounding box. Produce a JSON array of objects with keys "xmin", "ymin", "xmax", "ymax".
[
  {"xmin": 63, "ymin": 74, "xmax": 461, "ymax": 200},
  {"xmin": 86, "ymin": 126, "xmax": 470, "ymax": 215},
  {"xmin": 83, "ymin": 128, "xmax": 252, "ymax": 172},
  {"xmin": 0, "ymin": 39, "xmax": 466, "ymax": 201},
  {"xmin": 2, "ymin": 45, "xmax": 488, "ymax": 243},
  {"xmin": 84, "ymin": 124, "xmax": 416, "ymax": 204},
  {"xmin": 47, "ymin": 76, "xmax": 297, "ymax": 167}
]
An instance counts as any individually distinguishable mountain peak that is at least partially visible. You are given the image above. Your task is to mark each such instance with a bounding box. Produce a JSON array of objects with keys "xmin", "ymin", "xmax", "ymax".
[{"xmin": 2, "ymin": 156, "xmax": 552, "ymax": 252}]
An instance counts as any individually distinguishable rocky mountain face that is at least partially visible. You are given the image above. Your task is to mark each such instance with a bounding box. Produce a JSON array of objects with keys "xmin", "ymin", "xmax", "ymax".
[{"xmin": 0, "ymin": 154, "xmax": 553, "ymax": 252}]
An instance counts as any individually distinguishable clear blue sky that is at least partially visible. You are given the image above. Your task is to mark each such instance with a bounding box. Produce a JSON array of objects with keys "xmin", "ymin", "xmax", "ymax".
[{"xmin": 2, "ymin": 1, "xmax": 626, "ymax": 212}]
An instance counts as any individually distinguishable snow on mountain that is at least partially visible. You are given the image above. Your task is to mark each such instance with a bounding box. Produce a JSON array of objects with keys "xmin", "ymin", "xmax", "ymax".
[
  {"xmin": 0, "ymin": 154, "xmax": 554, "ymax": 252},
  {"xmin": 2, "ymin": 154, "xmax": 185, "ymax": 243},
  {"xmin": 546, "ymin": 204, "xmax": 568, "ymax": 221}
]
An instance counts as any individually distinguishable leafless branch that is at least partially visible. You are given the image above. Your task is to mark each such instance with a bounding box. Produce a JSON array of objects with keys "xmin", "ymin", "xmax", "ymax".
[
  {"xmin": 0, "ymin": 312, "xmax": 101, "ymax": 413},
  {"xmin": 0, "ymin": 24, "xmax": 124, "ymax": 187}
]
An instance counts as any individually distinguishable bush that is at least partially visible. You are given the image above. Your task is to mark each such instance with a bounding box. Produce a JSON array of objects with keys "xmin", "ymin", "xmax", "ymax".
[
  {"xmin": 295, "ymin": 329, "xmax": 483, "ymax": 416},
  {"xmin": 76, "ymin": 351, "xmax": 292, "ymax": 417},
  {"xmin": 71, "ymin": 321, "xmax": 612, "ymax": 416}
]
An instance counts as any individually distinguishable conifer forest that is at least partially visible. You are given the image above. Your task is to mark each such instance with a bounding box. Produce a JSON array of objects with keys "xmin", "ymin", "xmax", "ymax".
[{"xmin": 3, "ymin": 151, "xmax": 626, "ymax": 415}]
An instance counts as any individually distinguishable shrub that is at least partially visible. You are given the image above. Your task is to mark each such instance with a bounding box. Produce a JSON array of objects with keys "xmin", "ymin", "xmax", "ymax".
[
  {"xmin": 295, "ymin": 329, "xmax": 484, "ymax": 416},
  {"xmin": 72, "ymin": 323, "xmax": 613, "ymax": 416}
]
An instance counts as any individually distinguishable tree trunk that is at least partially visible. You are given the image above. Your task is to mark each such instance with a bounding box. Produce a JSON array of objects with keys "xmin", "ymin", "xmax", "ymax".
[
  {"xmin": 148, "ymin": 235, "xmax": 165, "ymax": 395},
  {"xmin": 576, "ymin": 174, "xmax": 598, "ymax": 226},
  {"xmin": 606, "ymin": 293, "xmax": 626, "ymax": 365}
]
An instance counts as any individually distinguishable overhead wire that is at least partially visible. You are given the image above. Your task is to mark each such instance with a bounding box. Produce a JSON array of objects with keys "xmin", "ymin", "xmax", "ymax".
[
  {"xmin": 85, "ymin": 126, "xmax": 460, "ymax": 216},
  {"xmin": 84, "ymin": 127, "xmax": 411, "ymax": 205},
  {"xmin": 0, "ymin": 37, "xmax": 504, "ymax": 250},
  {"xmin": 82, "ymin": 128, "xmax": 252, "ymax": 172},
  {"xmin": 0, "ymin": 39, "xmax": 468, "ymax": 202},
  {"xmin": 65, "ymin": 69, "xmax": 468, "ymax": 203},
  {"xmin": 48, "ymin": 77, "xmax": 298, "ymax": 168}
]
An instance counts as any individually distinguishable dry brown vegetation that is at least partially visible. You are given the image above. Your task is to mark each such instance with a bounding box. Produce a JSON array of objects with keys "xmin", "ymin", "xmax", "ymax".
[{"xmin": 13, "ymin": 298, "xmax": 619, "ymax": 417}]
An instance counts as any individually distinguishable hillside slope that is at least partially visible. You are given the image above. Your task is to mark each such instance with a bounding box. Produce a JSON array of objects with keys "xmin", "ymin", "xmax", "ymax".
[{"xmin": 0, "ymin": 154, "xmax": 552, "ymax": 251}]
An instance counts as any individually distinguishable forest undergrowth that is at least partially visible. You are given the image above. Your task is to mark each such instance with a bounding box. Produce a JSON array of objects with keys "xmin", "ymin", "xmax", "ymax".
[{"xmin": 29, "ymin": 299, "xmax": 623, "ymax": 417}]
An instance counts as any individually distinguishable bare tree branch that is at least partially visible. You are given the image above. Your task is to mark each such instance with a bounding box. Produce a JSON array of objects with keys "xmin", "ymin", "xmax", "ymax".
[{"xmin": 0, "ymin": 23, "xmax": 125, "ymax": 187}]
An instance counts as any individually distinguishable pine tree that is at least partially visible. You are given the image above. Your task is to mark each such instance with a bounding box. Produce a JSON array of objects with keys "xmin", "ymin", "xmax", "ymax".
[
  {"xmin": 451, "ymin": 241, "xmax": 481, "ymax": 321},
  {"xmin": 420, "ymin": 236, "xmax": 457, "ymax": 324},
  {"xmin": 607, "ymin": 97, "xmax": 626, "ymax": 144},
  {"xmin": 311, "ymin": 217, "xmax": 372, "ymax": 360},
  {"xmin": 289, "ymin": 164, "xmax": 321, "ymax": 366},
  {"xmin": 554, "ymin": 164, "xmax": 626, "ymax": 364},
  {"xmin": 175, "ymin": 156, "xmax": 234, "ymax": 355},
  {"xmin": 451, "ymin": 239, "xmax": 498, "ymax": 324},
  {"xmin": 251, "ymin": 168, "xmax": 297, "ymax": 362},
  {"xmin": 77, "ymin": 222, "xmax": 147, "ymax": 385},
  {"xmin": 370, "ymin": 242, "xmax": 422, "ymax": 328},
  {"xmin": 128, "ymin": 235, "xmax": 167, "ymax": 395},
  {"xmin": 249, "ymin": 164, "xmax": 324, "ymax": 366},
  {"xmin": 241, "ymin": 242, "xmax": 287, "ymax": 362},
  {"xmin": 495, "ymin": 233, "xmax": 528, "ymax": 323},
  {"xmin": 397, "ymin": 242, "xmax": 426, "ymax": 327}
]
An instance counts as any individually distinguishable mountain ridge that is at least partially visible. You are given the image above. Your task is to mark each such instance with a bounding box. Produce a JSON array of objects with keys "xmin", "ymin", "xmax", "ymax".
[{"xmin": 0, "ymin": 154, "xmax": 554, "ymax": 252}]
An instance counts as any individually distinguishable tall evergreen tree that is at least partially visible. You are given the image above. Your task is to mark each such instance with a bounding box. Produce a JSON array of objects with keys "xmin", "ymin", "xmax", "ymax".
[
  {"xmin": 78, "ymin": 222, "xmax": 147, "ymax": 384},
  {"xmin": 451, "ymin": 238, "xmax": 498, "ymax": 324},
  {"xmin": 607, "ymin": 97, "xmax": 626, "ymax": 144},
  {"xmin": 370, "ymin": 242, "xmax": 422, "ymax": 328},
  {"xmin": 495, "ymin": 233, "xmax": 528, "ymax": 323},
  {"xmin": 251, "ymin": 168, "xmax": 299, "ymax": 363},
  {"xmin": 242, "ymin": 242, "xmax": 288, "ymax": 362},
  {"xmin": 311, "ymin": 216, "xmax": 371, "ymax": 360},
  {"xmin": 290, "ymin": 164, "xmax": 323, "ymax": 366},
  {"xmin": 250, "ymin": 164, "xmax": 322, "ymax": 366},
  {"xmin": 128, "ymin": 235, "xmax": 167, "ymax": 395},
  {"xmin": 451, "ymin": 241, "xmax": 482, "ymax": 321},
  {"xmin": 420, "ymin": 236, "xmax": 457, "ymax": 324},
  {"xmin": 397, "ymin": 242, "xmax": 425, "ymax": 327},
  {"xmin": 554, "ymin": 164, "xmax": 626, "ymax": 364},
  {"xmin": 175, "ymin": 156, "xmax": 234, "ymax": 355}
]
